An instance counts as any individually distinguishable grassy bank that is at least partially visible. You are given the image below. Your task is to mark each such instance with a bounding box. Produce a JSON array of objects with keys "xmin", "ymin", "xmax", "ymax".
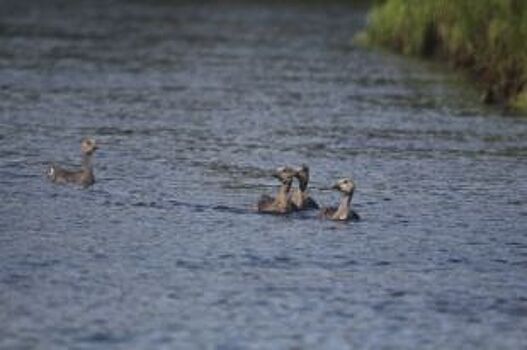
[{"xmin": 359, "ymin": 0, "xmax": 527, "ymax": 111}]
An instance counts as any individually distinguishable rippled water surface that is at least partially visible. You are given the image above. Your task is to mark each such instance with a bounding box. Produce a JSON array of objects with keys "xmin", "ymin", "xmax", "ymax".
[{"xmin": 1, "ymin": 1, "xmax": 527, "ymax": 349}]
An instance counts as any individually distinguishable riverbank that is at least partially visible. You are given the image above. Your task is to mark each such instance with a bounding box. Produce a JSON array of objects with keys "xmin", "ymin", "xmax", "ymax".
[{"xmin": 358, "ymin": 0, "xmax": 527, "ymax": 112}]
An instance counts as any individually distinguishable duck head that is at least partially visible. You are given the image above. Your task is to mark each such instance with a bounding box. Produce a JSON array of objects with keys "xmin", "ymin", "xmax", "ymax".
[
  {"xmin": 294, "ymin": 164, "xmax": 310, "ymax": 191},
  {"xmin": 332, "ymin": 178, "xmax": 356, "ymax": 195},
  {"xmin": 81, "ymin": 138, "xmax": 98, "ymax": 156},
  {"xmin": 273, "ymin": 166, "xmax": 296, "ymax": 185}
]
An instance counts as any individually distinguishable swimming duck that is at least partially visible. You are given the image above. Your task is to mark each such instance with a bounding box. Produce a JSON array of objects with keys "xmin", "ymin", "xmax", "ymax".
[
  {"xmin": 319, "ymin": 178, "xmax": 360, "ymax": 221},
  {"xmin": 47, "ymin": 138, "xmax": 98, "ymax": 187},
  {"xmin": 291, "ymin": 164, "xmax": 319, "ymax": 210},
  {"xmin": 257, "ymin": 166, "xmax": 296, "ymax": 214}
]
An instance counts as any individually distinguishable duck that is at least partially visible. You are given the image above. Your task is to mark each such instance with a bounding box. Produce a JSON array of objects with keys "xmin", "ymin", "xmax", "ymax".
[
  {"xmin": 319, "ymin": 178, "xmax": 360, "ymax": 221},
  {"xmin": 47, "ymin": 138, "xmax": 98, "ymax": 187},
  {"xmin": 291, "ymin": 164, "xmax": 319, "ymax": 210},
  {"xmin": 257, "ymin": 166, "xmax": 296, "ymax": 214}
]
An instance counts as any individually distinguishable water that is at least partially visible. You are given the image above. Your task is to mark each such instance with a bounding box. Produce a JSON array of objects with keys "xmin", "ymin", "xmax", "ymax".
[{"xmin": 1, "ymin": 1, "xmax": 527, "ymax": 349}]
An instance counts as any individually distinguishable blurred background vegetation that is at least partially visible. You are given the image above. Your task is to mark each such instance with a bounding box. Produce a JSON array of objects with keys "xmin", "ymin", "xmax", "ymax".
[{"xmin": 359, "ymin": 0, "xmax": 527, "ymax": 112}]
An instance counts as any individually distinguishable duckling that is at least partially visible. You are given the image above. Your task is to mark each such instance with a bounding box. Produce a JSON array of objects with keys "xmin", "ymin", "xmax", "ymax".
[
  {"xmin": 319, "ymin": 178, "xmax": 360, "ymax": 221},
  {"xmin": 47, "ymin": 138, "xmax": 98, "ymax": 187},
  {"xmin": 257, "ymin": 166, "xmax": 296, "ymax": 214},
  {"xmin": 291, "ymin": 164, "xmax": 319, "ymax": 210}
]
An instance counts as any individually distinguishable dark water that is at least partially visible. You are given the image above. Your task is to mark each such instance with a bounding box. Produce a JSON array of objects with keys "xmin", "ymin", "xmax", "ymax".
[{"xmin": 1, "ymin": 0, "xmax": 527, "ymax": 349}]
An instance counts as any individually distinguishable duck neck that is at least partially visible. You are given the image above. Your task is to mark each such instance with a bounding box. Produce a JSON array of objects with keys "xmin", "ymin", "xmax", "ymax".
[
  {"xmin": 82, "ymin": 153, "xmax": 93, "ymax": 171},
  {"xmin": 276, "ymin": 181, "xmax": 292, "ymax": 206},
  {"xmin": 299, "ymin": 180, "xmax": 308, "ymax": 194},
  {"xmin": 334, "ymin": 192, "xmax": 352, "ymax": 220}
]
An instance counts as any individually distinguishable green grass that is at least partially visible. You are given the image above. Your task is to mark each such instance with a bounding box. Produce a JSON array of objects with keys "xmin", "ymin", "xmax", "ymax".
[{"xmin": 360, "ymin": 0, "xmax": 527, "ymax": 112}]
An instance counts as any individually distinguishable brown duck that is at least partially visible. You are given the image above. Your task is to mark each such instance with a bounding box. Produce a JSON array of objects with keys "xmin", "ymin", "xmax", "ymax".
[
  {"xmin": 291, "ymin": 164, "xmax": 319, "ymax": 210},
  {"xmin": 47, "ymin": 138, "xmax": 98, "ymax": 187},
  {"xmin": 319, "ymin": 178, "xmax": 360, "ymax": 221},
  {"xmin": 257, "ymin": 166, "xmax": 296, "ymax": 214}
]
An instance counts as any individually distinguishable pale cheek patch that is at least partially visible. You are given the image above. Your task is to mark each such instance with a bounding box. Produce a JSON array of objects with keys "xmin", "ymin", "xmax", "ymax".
[{"xmin": 48, "ymin": 167, "xmax": 55, "ymax": 177}]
